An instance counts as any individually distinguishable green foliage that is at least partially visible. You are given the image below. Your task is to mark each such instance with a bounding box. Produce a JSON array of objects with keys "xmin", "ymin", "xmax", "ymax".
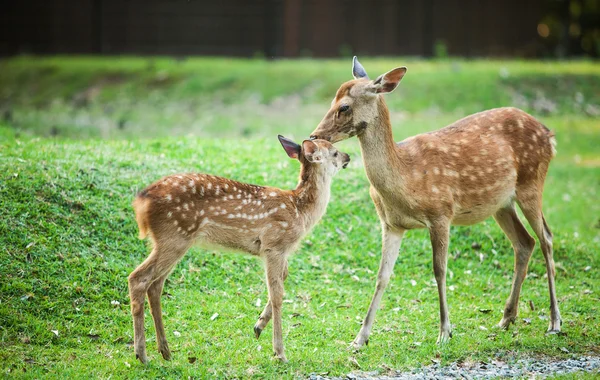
[
  {"xmin": 0, "ymin": 57, "xmax": 599, "ymax": 378},
  {"xmin": 0, "ymin": 56, "xmax": 598, "ymax": 139}
]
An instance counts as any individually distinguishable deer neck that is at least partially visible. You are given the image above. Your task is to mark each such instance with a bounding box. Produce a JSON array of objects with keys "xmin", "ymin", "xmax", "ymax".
[
  {"xmin": 357, "ymin": 96, "xmax": 408, "ymax": 193},
  {"xmin": 292, "ymin": 162, "xmax": 332, "ymax": 230}
]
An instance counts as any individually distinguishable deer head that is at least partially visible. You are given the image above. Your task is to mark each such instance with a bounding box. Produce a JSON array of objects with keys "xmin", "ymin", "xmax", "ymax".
[
  {"xmin": 278, "ymin": 135, "xmax": 350, "ymax": 174},
  {"xmin": 310, "ymin": 56, "xmax": 407, "ymax": 143}
]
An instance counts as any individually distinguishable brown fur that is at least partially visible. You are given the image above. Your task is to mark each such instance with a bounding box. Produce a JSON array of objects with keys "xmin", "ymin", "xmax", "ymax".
[
  {"xmin": 311, "ymin": 59, "xmax": 561, "ymax": 348},
  {"xmin": 127, "ymin": 139, "xmax": 349, "ymax": 364}
]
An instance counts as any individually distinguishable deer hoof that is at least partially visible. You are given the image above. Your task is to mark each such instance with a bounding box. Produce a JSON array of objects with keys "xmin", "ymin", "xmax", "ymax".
[
  {"xmin": 436, "ymin": 330, "xmax": 452, "ymax": 345},
  {"xmin": 160, "ymin": 348, "xmax": 171, "ymax": 361},
  {"xmin": 497, "ymin": 316, "xmax": 516, "ymax": 330},
  {"xmin": 135, "ymin": 353, "xmax": 148, "ymax": 365},
  {"xmin": 351, "ymin": 336, "xmax": 368, "ymax": 350},
  {"xmin": 253, "ymin": 325, "xmax": 263, "ymax": 339},
  {"xmin": 273, "ymin": 352, "xmax": 288, "ymax": 363}
]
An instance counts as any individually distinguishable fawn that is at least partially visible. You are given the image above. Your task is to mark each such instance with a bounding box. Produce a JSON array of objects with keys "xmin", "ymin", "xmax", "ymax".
[
  {"xmin": 310, "ymin": 57, "xmax": 561, "ymax": 348},
  {"xmin": 128, "ymin": 136, "xmax": 350, "ymax": 363}
]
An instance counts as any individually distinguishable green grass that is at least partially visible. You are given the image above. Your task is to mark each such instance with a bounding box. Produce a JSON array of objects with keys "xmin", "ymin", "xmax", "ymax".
[
  {"xmin": 1, "ymin": 56, "xmax": 599, "ymax": 139},
  {"xmin": 1, "ymin": 57, "xmax": 599, "ymax": 378}
]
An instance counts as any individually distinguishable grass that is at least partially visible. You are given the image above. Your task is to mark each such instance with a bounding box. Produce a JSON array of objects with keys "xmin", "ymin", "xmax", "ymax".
[
  {"xmin": 1, "ymin": 56, "xmax": 599, "ymax": 139},
  {"xmin": 0, "ymin": 56, "xmax": 599, "ymax": 378}
]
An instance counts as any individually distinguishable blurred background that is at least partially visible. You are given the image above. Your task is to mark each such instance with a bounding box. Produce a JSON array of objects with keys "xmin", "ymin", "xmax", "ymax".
[
  {"xmin": 2, "ymin": 0, "xmax": 599, "ymax": 58},
  {"xmin": 0, "ymin": 0, "xmax": 598, "ymax": 140}
]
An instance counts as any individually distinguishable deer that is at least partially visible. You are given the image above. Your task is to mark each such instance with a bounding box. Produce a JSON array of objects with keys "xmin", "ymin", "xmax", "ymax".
[
  {"xmin": 128, "ymin": 136, "xmax": 350, "ymax": 364},
  {"xmin": 309, "ymin": 57, "xmax": 561, "ymax": 349}
]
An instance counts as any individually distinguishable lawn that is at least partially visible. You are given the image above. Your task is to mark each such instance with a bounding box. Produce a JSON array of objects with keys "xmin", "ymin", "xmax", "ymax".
[{"xmin": 0, "ymin": 57, "xmax": 599, "ymax": 378}]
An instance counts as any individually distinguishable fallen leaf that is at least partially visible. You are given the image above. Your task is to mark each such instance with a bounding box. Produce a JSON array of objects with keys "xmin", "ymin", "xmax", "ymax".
[
  {"xmin": 584, "ymin": 266, "xmax": 592, "ymax": 272},
  {"xmin": 87, "ymin": 333, "xmax": 100, "ymax": 340},
  {"xmin": 529, "ymin": 300, "xmax": 535, "ymax": 311},
  {"xmin": 583, "ymin": 289, "xmax": 593, "ymax": 294},
  {"xmin": 188, "ymin": 356, "xmax": 197, "ymax": 364},
  {"xmin": 351, "ymin": 275, "xmax": 360, "ymax": 282},
  {"xmin": 173, "ymin": 331, "xmax": 181, "ymax": 337},
  {"xmin": 523, "ymin": 318, "xmax": 532, "ymax": 325},
  {"xmin": 471, "ymin": 242, "xmax": 482, "ymax": 250},
  {"xmin": 124, "ymin": 361, "xmax": 131, "ymax": 368},
  {"xmin": 255, "ymin": 299, "xmax": 262, "ymax": 307},
  {"xmin": 410, "ymin": 279, "xmax": 417, "ymax": 286},
  {"xmin": 479, "ymin": 325, "xmax": 488, "ymax": 331},
  {"xmin": 51, "ymin": 330, "xmax": 59, "ymax": 337},
  {"xmin": 111, "ymin": 300, "xmax": 120, "ymax": 306},
  {"xmin": 479, "ymin": 308, "xmax": 492, "ymax": 314},
  {"xmin": 210, "ymin": 313, "xmax": 219, "ymax": 321},
  {"xmin": 560, "ymin": 347, "xmax": 570, "ymax": 353},
  {"xmin": 21, "ymin": 336, "xmax": 31, "ymax": 344}
]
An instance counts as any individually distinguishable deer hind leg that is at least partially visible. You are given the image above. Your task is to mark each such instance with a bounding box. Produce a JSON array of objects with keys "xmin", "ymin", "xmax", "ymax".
[
  {"xmin": 352, "ymin": 226, "xmax": 404, "ymax": 349},
  {"xmin": 430, "ymin": 222, "xmax": 452, "ymax": 344},
  {"xmin": 147, "ymin": 274, "xmax": 171, "ymax": 360},
  {"xmin": 128, "ymin": 243, "xmax": 189, "ymax": 364},
  {"xmin": 494, "ymin": 203, "xmax": 536, "ymax": 329},
  {"xmin": 254, "ymin": 261, "xmax": 288, "ymax": 339},
  {"xmin": 518, "ymin": 194, "xmax": 562, "ymax": 333}
]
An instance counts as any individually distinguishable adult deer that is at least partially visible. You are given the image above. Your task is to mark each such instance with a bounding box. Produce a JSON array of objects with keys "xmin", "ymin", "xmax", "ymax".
[
  {"xmin": 128, "ymin": 136, "xmax": 350, "ymax": 363},
  {"xmin": 310, "ymin": 57, "xmax": 561, "ymax": 348}
]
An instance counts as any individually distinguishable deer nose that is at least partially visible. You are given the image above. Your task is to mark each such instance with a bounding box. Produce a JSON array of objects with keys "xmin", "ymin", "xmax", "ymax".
[{"xmin": 342, "ymin": 154, "xmax": 350, "ymax": 169}]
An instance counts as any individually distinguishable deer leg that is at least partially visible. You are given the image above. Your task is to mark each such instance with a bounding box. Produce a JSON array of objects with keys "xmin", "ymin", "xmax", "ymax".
[
  {"xmin": 494, "ymin": 203, "xmax": 535, "ymax": 329},
  {"xmin": 147, "ymin": 274, "xmax": 171, "ymax": 360},
  {"xmin": 518, "ymin": 197, "xmax": 562, "ymax": 333},
  {"xmin": 128, "ymin": 243, "xmax": 188, "ymax": 364},
  {"xmin": 254, "ymin": 261, "xmax": 288, "ymax": 339},
  {"xmin": 352, "ymin": 227, "xmax": 404, "ymax": 349},
  {"xmin": 128, "ymin": 251, "xmax": 158, "ymax": 364},
  {"xmin": 264, "ymin": 253, "xmax": 288, "ymax": 362},
  {"xmin": 430, "ymin": 222, "xmax": 451, "ymax": 344}
]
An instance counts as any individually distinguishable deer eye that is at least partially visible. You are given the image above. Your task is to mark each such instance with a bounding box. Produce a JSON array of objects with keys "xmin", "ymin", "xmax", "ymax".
[
  {"xmin": 333, "ymin": 152, "xmax": 338, "ymax": 158},
  {"xmin": 339, "ymin": 105, "xmax": 350, "ymax": 113}
]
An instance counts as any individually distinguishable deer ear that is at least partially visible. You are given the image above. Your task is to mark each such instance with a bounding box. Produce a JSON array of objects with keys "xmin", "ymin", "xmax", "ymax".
[
  {"xmin": 278, "ymin": 135, "xmax": 301, "ymax": 159},
  {"xmin": 370, "ymin": 66, "xmax": 407, "ymax": 94},
  {"xmin": 302, "ymin": 140, "xmax": 322, "ymax": 163},
  {"xmin": 352, "ymin": 56, "xmax": 369, "ymax": 79}
]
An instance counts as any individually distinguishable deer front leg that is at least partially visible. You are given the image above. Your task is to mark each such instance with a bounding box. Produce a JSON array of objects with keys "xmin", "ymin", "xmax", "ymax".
[
  {"xmin": 254, "ymin": 261, "xmax": 288, "ymax": 339},
  {"xmin": 352, "ymin": 227, "xmax": 404, "ymax": 348},
  {"xmin": 430, "ymin": 222, "xmax": 452, "ymax": 344},
  {"xmin": 265, "ymin": 254, "xmax": 288, "ymax": 362}
]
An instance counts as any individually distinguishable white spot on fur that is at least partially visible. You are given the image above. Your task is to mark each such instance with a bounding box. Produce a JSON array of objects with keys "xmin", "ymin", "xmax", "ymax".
[
  {"xmin": 207, "ymin": 183, "xmax": 213, "ymax": 190},
  {"xmin": 165, "ymin": 194, "xmax": 172, "ymax": 201},
  {"xmin": 173, "ymin": 220, "xmax": 178, "ymax": 226},
  {"xmin": 183, "ymin": 203, "xmax": 189, "ymax": 210},
  {"xmin": 280, "ymin": 203, "xmax": 286, "ymax": 209},
  {"xmin": 269, "ymin": 192, "xmax": 277, "ymax": 197},
  {"xmin": 167, "ymin": 212, "xmax": 173, "ymax": 218},
  {"xmin": 280, "ymin": 221, "xmax": 289, "ymax": 228},
  {"xmin": 433, "ymin": 167, "xmax": 440, "ymax": 175},
  {"xmin": 432, "ymin": 185, "xmax": 439, "ymax": 193}
]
